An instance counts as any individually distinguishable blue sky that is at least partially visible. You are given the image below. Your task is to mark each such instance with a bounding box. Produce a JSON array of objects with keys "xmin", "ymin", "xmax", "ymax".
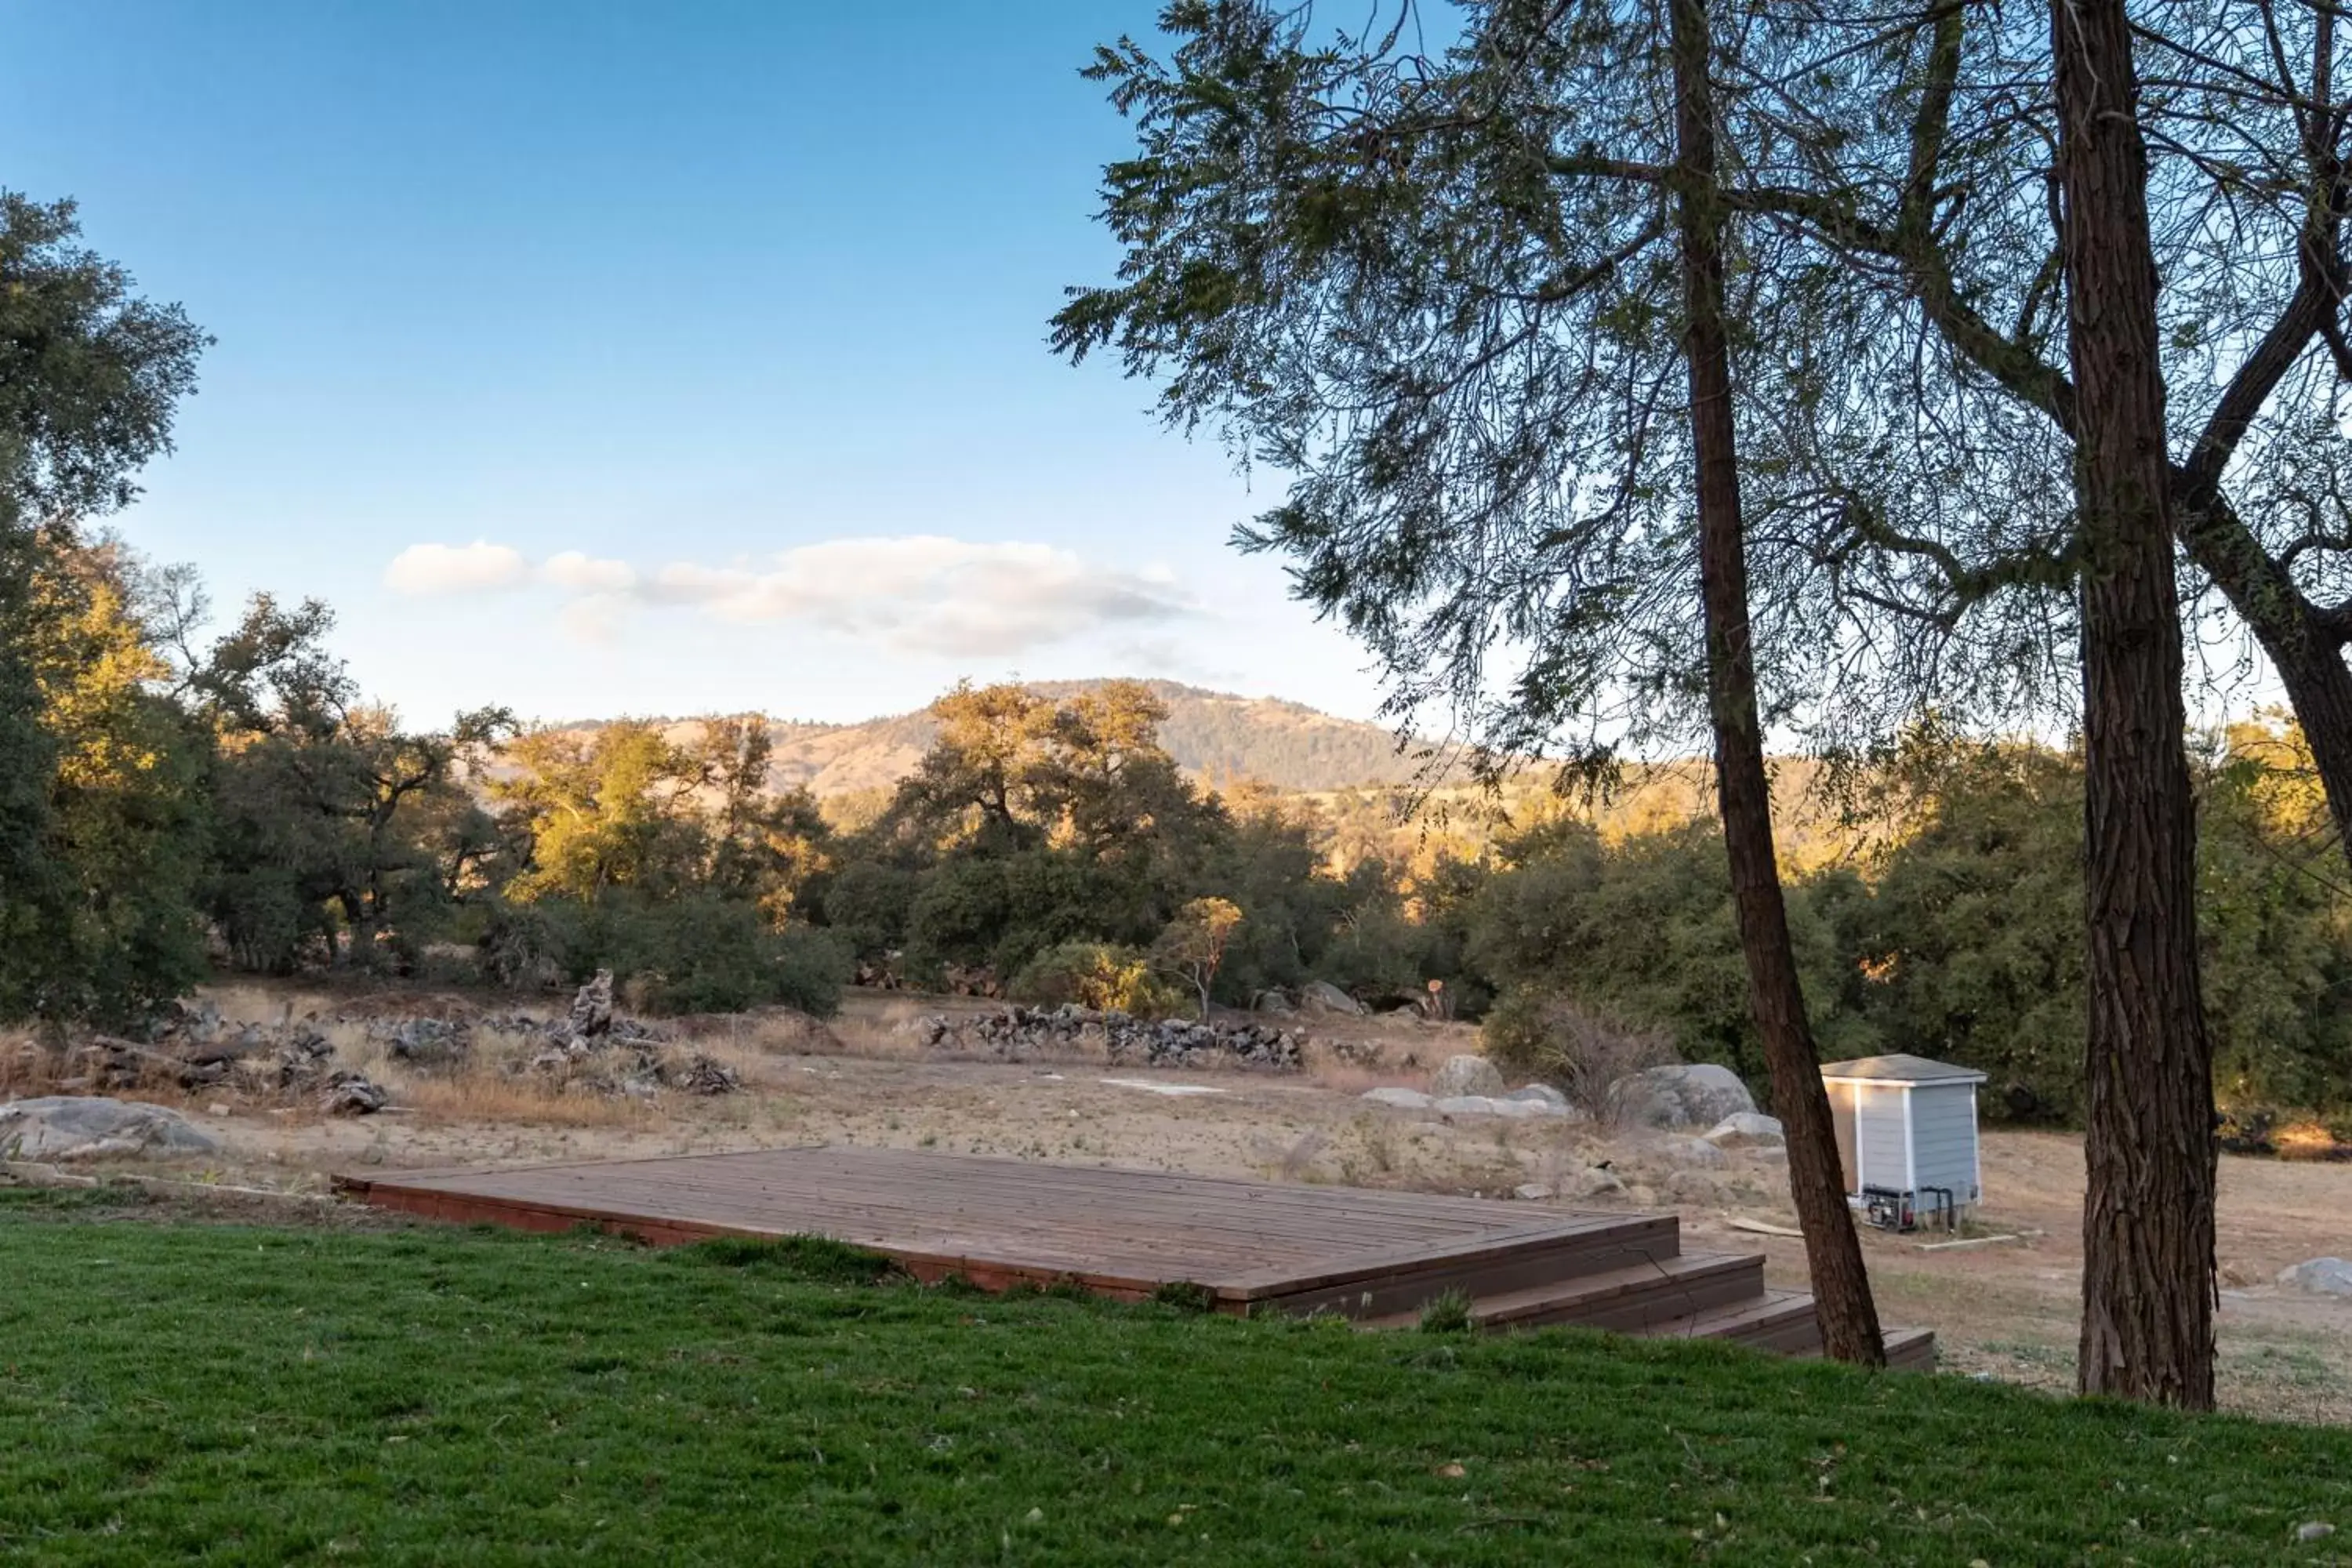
[{"xmin": 1, "ymin": 2, "xmax": 1390, "ymax": 726}]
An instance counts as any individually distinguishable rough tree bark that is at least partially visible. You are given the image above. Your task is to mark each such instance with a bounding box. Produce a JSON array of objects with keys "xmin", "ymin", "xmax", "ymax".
[
  {"xmin": 2051, "ymin": 0, "xmax": 2220, "ymax": 1407},
  {"xmin": 1671, "ymin": 0, "xmax": 1886, "ymax": 1367}
]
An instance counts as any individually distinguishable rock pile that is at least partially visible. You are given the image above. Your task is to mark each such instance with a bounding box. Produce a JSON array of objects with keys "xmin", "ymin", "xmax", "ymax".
[
  {"xmin": 66, "ymin": 1015, "xmax": 349, "ymax": 1102},
  {"xmin": 371, "ymin": 1017, "xmax": 470, "ymax": 1066},
  {"xmin": 318, "ymin": 1071, "xmax": 392, "ymax": 1116},
  {"xmin": 916, "ymin": 1006, "xmax": 1305, "ymax": 1071},
  {"xmin": 524, "ymin": 974, "xmax": 735, "ymax": 1096}
]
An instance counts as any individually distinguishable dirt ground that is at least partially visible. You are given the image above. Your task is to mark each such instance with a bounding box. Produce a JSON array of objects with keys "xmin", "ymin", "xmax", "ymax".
[{"xmin": 10, "ymin": 980, "xmax": 2350, "ymax": 1424}]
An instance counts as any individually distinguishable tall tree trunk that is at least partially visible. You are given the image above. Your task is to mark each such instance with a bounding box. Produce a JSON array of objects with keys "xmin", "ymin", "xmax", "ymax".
[
  {"xmin": 1671, "ymin": 0, "xmax": 1886, "ymax": 1367},
  {"xmin": 2051, "ymin": 0, "xmax": 2219, "ymax": 1408}
]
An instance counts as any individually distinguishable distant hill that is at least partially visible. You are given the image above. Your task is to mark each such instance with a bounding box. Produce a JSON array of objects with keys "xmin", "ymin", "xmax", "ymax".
[
  {"xmin": 515, "ymin": 684, "xmax": 1883, "ymax": 860},
  {"xmin": 545, "ymin": 682, "xmax": 1436, "ymax": 799}
]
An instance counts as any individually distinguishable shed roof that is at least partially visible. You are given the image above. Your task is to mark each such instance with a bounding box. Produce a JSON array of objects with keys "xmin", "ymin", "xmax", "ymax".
[{"xmin": 1818, "ymin": 1053, "xmax": 1987, "ymax": 1086}]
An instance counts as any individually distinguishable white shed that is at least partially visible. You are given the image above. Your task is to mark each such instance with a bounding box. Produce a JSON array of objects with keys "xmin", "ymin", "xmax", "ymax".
[{"xmin": 1820, "ymin": 1053, "xmax": 1987, "ymax": 1227}]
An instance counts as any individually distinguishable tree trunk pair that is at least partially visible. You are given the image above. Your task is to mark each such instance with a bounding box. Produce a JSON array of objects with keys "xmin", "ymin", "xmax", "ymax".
[{"xmin": 1670, "ymin": 0, "xmax": 2222, "ymax": 1398}]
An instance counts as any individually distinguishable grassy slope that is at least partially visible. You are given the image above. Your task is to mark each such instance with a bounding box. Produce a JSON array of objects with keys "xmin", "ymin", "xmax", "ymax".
[{"xmin": 2, "ymin": 1192, "xmax": 2347, "ymax": 1566}]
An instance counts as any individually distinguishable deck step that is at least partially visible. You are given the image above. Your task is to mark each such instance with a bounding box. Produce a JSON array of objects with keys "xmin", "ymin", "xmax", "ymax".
[
  {"xmin": 1883, "ymin": 1326, "xmax": 1938, "ymax": 1371},
  {"xmin": 1638, "ymin": 1294, "xmax": 1939, "ymax": 1370},
  {"xmin": 1640, "ymin": 1287, "xmax": 1822, "ymax": 1354},
  {"xmin": 1264, "ymin": 1214, "xmax": 1682, "ymax": 1320},
  {"xmin": 1358, "ymin": 1250, "xmax": 1762, "ymax": 1333}
]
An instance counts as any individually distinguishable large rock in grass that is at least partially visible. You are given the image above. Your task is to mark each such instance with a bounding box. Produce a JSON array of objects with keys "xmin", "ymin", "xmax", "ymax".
[
  {"xmin": 0, "ymin": 1097, "xmax": 220, "ymax": 1160},
  {"xmin": 1606, "ymin": 1064, "xmax": 1756, "ymax": 1130},
  {"xmin": 1429, "ymin": 1054, "xmax": 1506, "ymax": 1100},
  {"xmin": 1301, "ymin": 980, "xmax": 1365, "ymax": 1016},
  {"xmin": 2278, "ymin": 1258, "xmax": 2352, "ymax": 1298}
]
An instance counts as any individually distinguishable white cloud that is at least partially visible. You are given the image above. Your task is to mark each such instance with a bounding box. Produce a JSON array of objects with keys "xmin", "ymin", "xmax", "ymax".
[
  {"xmin": 381, "ymin": 534, "xmax": 1196, "ymax": 655},
  {"xmin": 383, "ymin": 540, "xmax": 532, "ymax": 595},
  {"xmin": 640, "ymin": 535, "xmax": 1195, "ymax": 655},
  {"xmin": 539, "ymin": 550, "xmax": 638, "ymax": 593}
]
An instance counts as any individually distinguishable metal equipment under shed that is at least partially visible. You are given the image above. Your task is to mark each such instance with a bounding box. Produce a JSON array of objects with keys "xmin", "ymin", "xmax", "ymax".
[{"xmin": 1820, "ymin": 1053, "xmax": 1987, "ymax": 1231}]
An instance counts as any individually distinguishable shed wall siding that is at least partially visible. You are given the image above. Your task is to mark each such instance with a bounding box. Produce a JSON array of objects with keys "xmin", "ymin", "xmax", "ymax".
[
  {"xmin": 1855, "ymin": 1087, "xmax": 1909, "ymax": 1190},
  {"xmin": 1908, "ymin": 1085, "xmax": 1980, "ymax": 1200}
]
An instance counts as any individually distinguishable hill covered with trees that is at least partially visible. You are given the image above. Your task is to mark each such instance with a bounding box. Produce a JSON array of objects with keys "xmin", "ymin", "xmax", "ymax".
[{"xmin": 543, "ymin": 681, "xmax": 1440, "ymax": 800}]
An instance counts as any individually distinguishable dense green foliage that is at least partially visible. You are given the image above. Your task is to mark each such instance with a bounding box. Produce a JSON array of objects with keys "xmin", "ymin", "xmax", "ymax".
[
  {"xmin": 1, "ymin": 1210, "xmax": 2346, "ymax": 1564},
  {"xmin": 0, "ymin": 194, "xmax": 209, "ymax": 1025},
  {"xmin": 1459, "ymin": 724, "xmax": 2352, "ymax": 1120}
]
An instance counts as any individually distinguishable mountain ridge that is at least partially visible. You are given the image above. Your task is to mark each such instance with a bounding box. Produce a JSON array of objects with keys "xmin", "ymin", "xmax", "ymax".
[{"xmin": 546, "ymin": 680, "xmax": 1434, "ymax": 798}]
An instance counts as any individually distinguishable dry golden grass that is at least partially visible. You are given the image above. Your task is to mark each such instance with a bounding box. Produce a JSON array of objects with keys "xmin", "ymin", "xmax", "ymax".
[{"xmin": 2272, "ymin": 1119, "xmax": 2352, "ymax": 1160}]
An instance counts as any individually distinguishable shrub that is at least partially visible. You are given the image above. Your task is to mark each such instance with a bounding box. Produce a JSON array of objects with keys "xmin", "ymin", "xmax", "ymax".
[
  {"xmin": 768, "ymin": 924, "xmax": 854, "ymax": 1018},
  {"xmin": 478, "ymin": 900, "xmax": 576, "ymax": 991},
  {"xmin": 1008, "ymin": 939, "xmax": 1184, "ymax": 1017},
  {"xmin": 477, "ymin": 894, "xmax": 852, "ymax": 1018},
  {"xmin": 1482, "ymin": 990, "xmax": 1679, "ymax": 1116}
]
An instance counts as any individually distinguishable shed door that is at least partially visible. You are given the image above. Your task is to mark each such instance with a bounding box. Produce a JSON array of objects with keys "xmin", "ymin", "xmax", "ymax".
[{"xmin": 1827, "ymin": 1080, "xmax": 1859, "ymax": 1193}]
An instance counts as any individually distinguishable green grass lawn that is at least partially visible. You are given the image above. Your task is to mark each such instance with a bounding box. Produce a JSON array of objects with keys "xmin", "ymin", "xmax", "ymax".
[{"xmin": 2, "ymin": 1187, "xmax": 2347, "ymax": 1565}]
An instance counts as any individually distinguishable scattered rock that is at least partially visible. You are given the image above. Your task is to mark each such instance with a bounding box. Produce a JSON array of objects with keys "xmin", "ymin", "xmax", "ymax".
[
  {"xmin": 319, "ymin": 1073, "xmax": 390, "ymax": 1116},
  {"xmin": 1301, "ymin": 980, "xmax": 1364, "ymax": 1016},
  {"xmin": 666, "ymin": 1054, "xmax": 742, "ymax": 1096},
  {"xmin": 919, "ymin": 1006, "xmax": 1303, "ymax": 1073},
  {"xmin": 2278, "ymin": 1257, "xmax": 2352, "ymax": 1298},
  {"xmin": 1656, "ymin": 1135, "xmax": 1728, "ymax": 1168},
  {"xmin": 2296, "ymin": 1522, "xmax": 2336, "ymax": 1543},
  {"xmin": 1361, "ymin": 1087, "xmax": 1432, "ymax": 1110},
  {"xmin": 1607, "ymin": 1063, "xmax": 1757, "ymax": 1129},
  {"xmin": 1514, "ymin": 1182, "xmax": 1554, "ymax": 1201},
  {"xmin": 372, "ymin": 1016, "xmax": 470, "ymax": 1066},
  {"xmin": 1703, "ymin": 1112, "xmax": 1786, "ymax": 1149},
  {"xmin": 1430, "ymin": 1054, "xmax": 1507, "ymax": 1099},
  {"xmin": 0, "ymin": 1096, "xmax": 221, "ymax": 1160}
]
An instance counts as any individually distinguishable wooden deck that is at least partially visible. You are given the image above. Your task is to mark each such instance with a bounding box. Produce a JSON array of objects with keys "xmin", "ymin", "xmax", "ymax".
[{"xmin": 339, "ymin": 1145, "xmax": 1934, "ymax": 1369}]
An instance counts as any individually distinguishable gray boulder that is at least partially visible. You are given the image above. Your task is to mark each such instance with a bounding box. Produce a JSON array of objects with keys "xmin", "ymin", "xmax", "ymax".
[
  {"xmin": 1433, "ymin": 1094, "xmax": 1504, "ymax": 1116},
  {"xmin": 1655, "ymin": 1134, "xmax": 1729, "ymax": 1168},
  {"xmin": 1301, "ymin": 980, "xmax": 1365, "ymax": 1016},
  {"xmin": 1506, "ymin": 1083, "xmax": 1570, "ymax": 1110},
  {"xmin": 2278, "ymin": 1257, "xmax": 2352, "ymax": 1298},
  {"xmin": 1360, "ymin": 1086, "xmax": 1432, "ymax": 1111},
  {"xmin": 1703, "ymin": 1112, "xmax": 1786, "ymax": 1149},
  {"xmin": 1607, "ymin": 1063, "xmax": 1756, "ymax": 1129},
  {"xmin": 1253, "ymin": 990, "xmax": 1298, "ymax": 1016},
  {"xmin": 1430, "ymin": 1054, "xmax": 1507, "ymax": 1099},
  {"xmin": 1565, "ymin": 1166, "xmax": 1628, "ymax": 1200},
  {"xmin": 0, "ymin": 1097, "xmax": 221, "ymax": 1160}
]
